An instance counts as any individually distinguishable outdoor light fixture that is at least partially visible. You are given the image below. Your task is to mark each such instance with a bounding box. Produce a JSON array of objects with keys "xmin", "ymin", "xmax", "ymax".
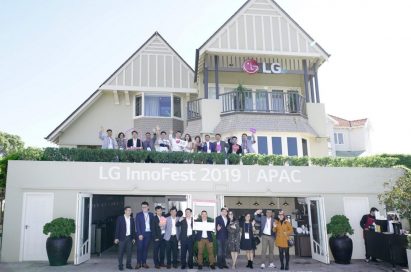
[
  {"xmin": 236, "ymin": 201, "xmax": 242, "ymax": 206},
  {"xmin": 269, "ymin": 201, "xmax": 275, "ymax": 206},
  {"xmin": 253, "ymin": 201, "xmax": 260, "ymax": 206},
  {"xmin": 282, "ymin": 199, "xmax": 289, "ymax": 206}
]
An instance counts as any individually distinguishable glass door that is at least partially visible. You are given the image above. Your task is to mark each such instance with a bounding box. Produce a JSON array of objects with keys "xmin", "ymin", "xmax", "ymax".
[
  {"xmin": 306, "ymin": 197, "xmax": 330, "ymax": 264},
  {"xmin": 74, "ymin": 193, "xmax": 93, "ymax": 265}
]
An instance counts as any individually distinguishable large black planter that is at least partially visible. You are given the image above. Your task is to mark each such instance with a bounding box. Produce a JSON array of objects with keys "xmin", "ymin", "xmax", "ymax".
[
  {"xmin": 46, "ymin": 237, "xmax": 72, "ymax": 266},
  {"xmin": 329, "ymin": 235, "xmax": 353, "ymax": 264}
]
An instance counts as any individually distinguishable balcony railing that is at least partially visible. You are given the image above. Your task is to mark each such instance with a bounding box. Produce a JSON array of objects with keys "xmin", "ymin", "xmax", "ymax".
[
  {"xmin": 221, "ymin": 90, "xmax": 306, "ymax": 116},
  {"xmin": 187, "ymin": 98, "xmax": 202, "ymax": 121}
]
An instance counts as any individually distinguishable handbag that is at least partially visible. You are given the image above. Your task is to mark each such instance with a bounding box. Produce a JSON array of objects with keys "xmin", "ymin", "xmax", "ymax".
[
  {"xmin": 254, "ymin": 236, "xmax": 261, "ymax": 246},
  {"xmin": 288, "ymin": 237, "xmax": 294, "ymax": 247}
]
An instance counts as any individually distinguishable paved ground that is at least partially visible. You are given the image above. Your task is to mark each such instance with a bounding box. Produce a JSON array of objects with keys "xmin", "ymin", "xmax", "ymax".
[{"xmin": 0, "ymin": 254, "xmax": 408, "ymax": 272}]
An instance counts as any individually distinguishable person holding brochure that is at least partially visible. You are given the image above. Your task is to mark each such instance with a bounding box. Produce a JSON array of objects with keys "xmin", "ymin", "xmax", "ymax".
[{"xmin": 194, "ymin": 211, "xmax": 216, "ymax": 270}]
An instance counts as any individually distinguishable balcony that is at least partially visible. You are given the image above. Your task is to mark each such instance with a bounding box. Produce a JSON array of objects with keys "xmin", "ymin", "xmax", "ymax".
[{"xmin": 220, "ymin": 90, "xmax": 306, "ymax": 116}]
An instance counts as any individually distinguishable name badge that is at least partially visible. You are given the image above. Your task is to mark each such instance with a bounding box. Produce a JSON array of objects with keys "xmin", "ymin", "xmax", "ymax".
[
  {"xmin": 245, "ymin": 232, "xmax": 250, "ymax": 240},
  {"xmin": 147, "ymin": 147, "xmax": 151, "ymax": 151}
]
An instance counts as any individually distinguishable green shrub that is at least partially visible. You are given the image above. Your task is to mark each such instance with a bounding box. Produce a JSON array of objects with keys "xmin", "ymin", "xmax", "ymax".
[
  {"xmin": 241, "ymin": 154, "xmax": 259, "ymax": 165},
  {"xmin": 227, "ymin": 153, "xmax": 240, "ymax": 165},
  {"xmin": 288, "ymin": 156, "xmax": 309, "ymax": 166},
  {"xmin": 43, "ymin": 217, "xmax": 75, "ymax": 238},
  {"xmin": 327, "ymin": 215, "xmax": 354, "ymax": 238},
  {"xmin": 212, "ymin": 153, "xmax": 226, "ymax": 165}
]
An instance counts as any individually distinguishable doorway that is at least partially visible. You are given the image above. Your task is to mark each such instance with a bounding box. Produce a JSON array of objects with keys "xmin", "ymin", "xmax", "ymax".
[{"xmin": 75, "ymin": 193, "xmax": 189, "ymax": 264}]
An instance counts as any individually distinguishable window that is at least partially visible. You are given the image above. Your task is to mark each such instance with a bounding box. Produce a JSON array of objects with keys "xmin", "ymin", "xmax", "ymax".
[
  {"xmin": 287, "ymin": 90, "xmax": 300, "ymax": 113},
  {"xmin": 144, "ymin": 95, "xmax": 171, "ymax": 117},
  {"xmin": 135, "ymin": 96, "xmax": 142, "ymax": 116},
  {"xmin": 271, "ymin": 90, "xmax": 284, "ymax": 112},
  {"xmin": 287, "ymin": 137, "xmax": 298, "ymax": 156},
  {"xmin": 302, "ymin": 138, "xmax": 308, "ymax": 156},
  {"xmin": 271, "ymin": 137, "xmax": 282, "ymax": 155},
  {"xmin": 257, "ymin": 136, "xmax": 268, "ymax": 155},
  {"xmin": 256, "ymin": 90, "xmax": 268, "ymax": 111},
  {"xmin": 173, "ymin": 96, "xmax": 182, "ymax": 118},
  {"xmin": 208, "ymin": 87, "xmax": 216, "ymax": 99},
  {"xmin": 334, "ymin": 133, "xmax": 344, "ymax": 145}
]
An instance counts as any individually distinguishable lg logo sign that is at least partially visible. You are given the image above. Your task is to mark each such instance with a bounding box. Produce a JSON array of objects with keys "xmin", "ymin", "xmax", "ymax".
[{"xmin": 242, "ymin": 59, "xmax": 282, "ymax": 74}]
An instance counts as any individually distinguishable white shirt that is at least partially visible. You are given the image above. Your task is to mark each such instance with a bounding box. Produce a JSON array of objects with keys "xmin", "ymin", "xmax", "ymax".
[
  {"xmin": 205, "ymin": 141, "xmax": 211, "ymax": 153},
  {"xmin": 144, "ymin": 212, "xmax": 150, "ymax": 232},
  {"xmin": 222, "ymin": 216, "xmax": 227, "ymax": 227},
  {"xmin": 157, "ymin": 138, "xmax": 170, "ymax": 152},
  {"xmin": 263, "ymin": 217, "xmax": 272, "ymax": 235},
  {"xmin": 169, "ymin": 135, "xmax": 187, "ymax": 151},
  {"xmin": 108, "ymin": 138, "xmax": 114, "ymax": 149},
  {"xmin": 133, "ymin": 138, "xmax": 138, "ymax": 148},
  {"xmin": 124, "ymin": 215, "xmax": 131, "ymax": 236},
  {"xmin": 201, "ymin": 220, "xmax": 208, "ymax": 238},
  {"xmin": 187, "ymin": 218, "xmax": 192, "ymax": 236},
  {"xmin": 171, "ymin": 217, "xmax": 177, "ymax": 235}
]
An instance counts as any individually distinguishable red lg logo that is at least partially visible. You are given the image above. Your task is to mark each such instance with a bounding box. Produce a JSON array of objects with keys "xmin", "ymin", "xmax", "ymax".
[{"xmin": 242, "ymin": 59, "xmax": 259, "ymax": 74}]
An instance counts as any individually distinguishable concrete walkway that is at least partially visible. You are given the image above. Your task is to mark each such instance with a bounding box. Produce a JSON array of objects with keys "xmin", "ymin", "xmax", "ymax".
[{"xmin": 0, "ymin": 255, "xmax": 408, "ymax": 272}]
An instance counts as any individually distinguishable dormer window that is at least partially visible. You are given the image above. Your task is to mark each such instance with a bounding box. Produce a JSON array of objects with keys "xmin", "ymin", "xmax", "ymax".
[{"xmin": 134, "ymin": 93, "xmax": 182, "ymax": 118}]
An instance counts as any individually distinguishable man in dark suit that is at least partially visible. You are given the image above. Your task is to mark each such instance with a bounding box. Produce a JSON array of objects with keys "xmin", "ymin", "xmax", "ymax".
[
  {"xmin": 195, "ymin": 210, "xmax": 216, "ymax": 270},
  {"xmin": 114, "ymin": 206, "xmax": 136, "ymax": 271},
  {"xmin": 254, "ymin": 209, "xmax": 276, "ymax": 269},
  {"xmin": 214, "ymin": 133, "xmax": 228, "ymax": 154},
  {"xmin": 127, "ymin": 130, "xmax": 142, "ymax": 150},
  {"xmin": 202, "ymin": 134, "xmax": 216, "ymax": 153},
  {"xmin": 176, "ymin": 208, "xmax": 195, "ymax": 269},
  {"xmin": 135, "ymin": 201, "xmax": 154, "ymax": 269},
  {"xmin": 215, "ymin": 208, "xmax": 230, "ymax": 269},
  {"xmin": 152, "ymin": 206, "xmax": 166, "ymax": 268}
]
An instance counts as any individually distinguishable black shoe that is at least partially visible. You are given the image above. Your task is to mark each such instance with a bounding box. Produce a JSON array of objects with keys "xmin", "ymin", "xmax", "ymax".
[
  {"xmin": 119, "ymin": 266, "xmax": 124, "ymax": 271},
  {"xmin": 218, "ymin": 266, "xmax": 224, "ymax": 269},
  {"xmin": 210, "ymin": 264, "xmax": 216, "ymax": 270},
  {"xmin": 246, "ymin": 260, "xmax": 251, "ymax": 268},
  {"xmin": 166, "ymin": 265, "xmax": 171, "ymax": 269},
  {"xmin": 181, "ymin": 265, "xmax": 186, "ymax": 269},
  {"xmin": 285, "ymin": 265, "xmax": 289, "ymax": 271},
  {"xmin": 198, "ymin": 265, "xmax": 203, "ymax": 270},
  {"xmin": 126, "ymin": 266, "xmax": 133, "ymax": 270},
  {"xmin": 280, "ymin": 265, "xmax": 284, "ymax": 270},
  {"xmin": 188, "ymin": 266, "xmax": 193, "ymax": 269},
  {"xmin": 173, "ymin": 264, "xmax": 178, "ymax": 268},
  {"xmin": 371, "ymin": 258, "xmax": 379, "ymax": 263},
  {"xmin": 223, "ymin": 265, "xmax": 229, "ymax": 269},
  {"xmin": 249, "ymin": 261, "xmax": 253, "ymax": 269}
]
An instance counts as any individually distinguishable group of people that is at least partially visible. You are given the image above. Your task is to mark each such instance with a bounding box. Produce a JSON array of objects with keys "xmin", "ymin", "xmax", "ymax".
[
  {"xmin": 99, "ymin": 126, "xmax": 256, "ymax": 154},
  {"xmin": 115, "ymin": 202, "xmax": 293, "ymax": 271}
]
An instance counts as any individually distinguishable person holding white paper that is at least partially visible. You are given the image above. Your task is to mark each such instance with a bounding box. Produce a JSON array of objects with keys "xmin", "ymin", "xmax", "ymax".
[{"xmin": 194, "ymin": 211, "xmax": 216, "ymax": 270}]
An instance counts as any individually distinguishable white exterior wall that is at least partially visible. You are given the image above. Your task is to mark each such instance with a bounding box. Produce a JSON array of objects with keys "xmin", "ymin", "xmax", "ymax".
[
  {"xmin": 2, "ymin": 160, "xmax": 403, "ymax": 262},
  {"xmin": 58, "ymin": 92, "xmax": 133, "ymax": 146}
]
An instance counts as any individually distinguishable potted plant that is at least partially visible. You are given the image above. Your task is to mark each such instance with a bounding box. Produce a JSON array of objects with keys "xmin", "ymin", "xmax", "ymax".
[
  {"xmin": 326, "ymin": 215, "xmax": 354, "ymax": 264},
  {"xmin": 43, "ymin": 217, "xmax": 75, "ymax": 266}
]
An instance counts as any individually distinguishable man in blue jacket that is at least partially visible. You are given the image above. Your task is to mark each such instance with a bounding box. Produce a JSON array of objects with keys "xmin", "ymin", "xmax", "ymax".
[
  {"xmin": 114, "ymin": 206, "xmax": 136, "ymax": 271},
  {"xmin": 135, "ymin": 201, "xmax": 154, "ymax": 269},
  {"xmin": 215, "ymin": 208, "xmax": 230, "ymax": 269}
]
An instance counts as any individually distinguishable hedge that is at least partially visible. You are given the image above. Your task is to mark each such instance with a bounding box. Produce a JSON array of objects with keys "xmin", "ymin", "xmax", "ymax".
[{"xmin": 1, "ymin": 147, "xmax": 406, "ymax": 189}]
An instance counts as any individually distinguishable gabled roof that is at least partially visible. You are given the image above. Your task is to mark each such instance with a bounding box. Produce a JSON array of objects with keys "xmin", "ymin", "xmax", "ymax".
[
  {"xmin": 328, "ymin": 114, "xmax": 368, "ymax": 128},
  {"xmin": 100, "ymin": 31, "xmax": 195, "ymax": 92},
  {"xmin": 197, "ymin": 0, "xmax": 330, "ymax": 58},
  {"xmin": 46, "ymin": 32, "xmax": 195, "ymax": 143}
]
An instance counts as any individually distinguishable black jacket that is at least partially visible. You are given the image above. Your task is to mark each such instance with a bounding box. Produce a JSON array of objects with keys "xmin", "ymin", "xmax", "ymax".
[
  {"xmin": 127, "ymin": 138, "xmax": 142, "ymax": 148},
  {"xmin": 176, "ymin": 217, "xmax": 194, "ymax": 241},
  {"xmin": 115, "ymin": 215, "xmax": 136, "ymax": 241}
]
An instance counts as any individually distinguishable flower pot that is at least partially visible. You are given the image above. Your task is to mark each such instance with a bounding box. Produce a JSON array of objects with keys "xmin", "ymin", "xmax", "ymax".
[
  {"xmin": 407, "ymin": 249, "xmax": 411, "ymax": 270},
  {"xmin": 46, "ymin": 237, "xmax": 72, "ymax": 266},
  {"xmin": 329, "ymin": 235, "xmax": 353, "ymax": 264}
]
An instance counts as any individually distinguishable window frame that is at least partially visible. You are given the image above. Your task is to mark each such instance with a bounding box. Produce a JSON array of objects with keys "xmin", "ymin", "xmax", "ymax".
[{"xmin": 133, "ymin": 92, "xmax": 183, "ymax": 119}]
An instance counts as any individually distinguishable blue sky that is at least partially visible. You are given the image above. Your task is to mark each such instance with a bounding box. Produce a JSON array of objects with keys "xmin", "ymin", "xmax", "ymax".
[{"xmin": 1, "ymin": 0, "xmax": 410, "ymax": 153}]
